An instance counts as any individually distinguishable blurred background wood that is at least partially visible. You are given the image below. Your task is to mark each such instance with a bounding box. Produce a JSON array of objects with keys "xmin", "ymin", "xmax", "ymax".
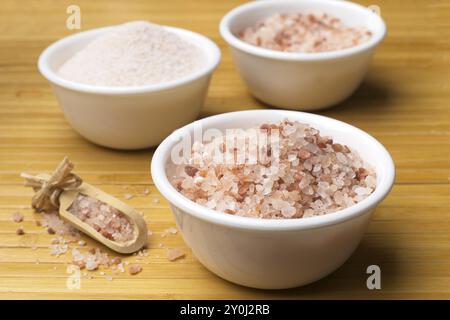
[{"xmin": 0, "ymin": 0, "xmax": 449, "ymax": 299}]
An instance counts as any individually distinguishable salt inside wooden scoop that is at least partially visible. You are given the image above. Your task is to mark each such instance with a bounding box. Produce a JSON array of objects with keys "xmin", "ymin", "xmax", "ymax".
[
  {"xmin": 21, "ymin": 157, "xmax": 147, "ymax": 253},
  {"xmin": 68, "ymin": 194, "xmax": 135, "ymax": 243}
]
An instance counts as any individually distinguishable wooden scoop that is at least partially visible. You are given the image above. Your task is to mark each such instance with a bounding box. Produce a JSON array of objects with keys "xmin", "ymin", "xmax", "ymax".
[
  {"xmin": 58, "ymin": 178, "xmax": 148, "ymax": 254},
  {"xmin": 21, "ymin": 158, "xmax": 148, "ymax": 254}
]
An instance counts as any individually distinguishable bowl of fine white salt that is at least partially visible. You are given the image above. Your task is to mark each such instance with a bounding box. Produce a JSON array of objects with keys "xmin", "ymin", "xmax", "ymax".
[
  {"xmin": 38, "ymin": 21, "xmax": 221, "ymax": 149},
  {"xmin": 152, "ymin": 109, "xmax": 395, "ymax": 289}
]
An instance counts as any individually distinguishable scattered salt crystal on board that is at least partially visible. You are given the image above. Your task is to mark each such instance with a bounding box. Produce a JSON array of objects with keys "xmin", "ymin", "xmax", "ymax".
[
  {"xmin": 161, "ymin": 227, "xmax": 178, "ymax": 237},
  {"xmin": 12, "ymin": 212, "xmax": 24, "ymax": 223},
  {"xmin": 21, "ymin": 157, "xmax": 148, "ymax": 254},
  {"xmin": 171, "ymin": 119, "xmax": 376, "ymax": 219},
  {"xmin": 167, "ymin": 248, "xmax": 185, "ymax": 261},
  {"xmin": 128, "ymin": 263, "xmax": 142, "ymax": 275},
  {"xmin": 240, "ymin": 12, "xmax": 372, "ymax": 53},
  {"xmin": 68, "ymin": 194, "xmax": 135, "ymax": 243}
]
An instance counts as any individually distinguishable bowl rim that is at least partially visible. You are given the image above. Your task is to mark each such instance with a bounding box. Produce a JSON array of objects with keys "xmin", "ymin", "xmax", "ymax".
[
  {"xmin": 219, "ymin": 0, "xmax": 387, "ymax": 61},
  {"xmin": 38, "ymin": 25, "xmax": 221, "ymax": 95},
  {"xmin": 151, "ymin": 110, "xmax": 396, "ymax": 231}
]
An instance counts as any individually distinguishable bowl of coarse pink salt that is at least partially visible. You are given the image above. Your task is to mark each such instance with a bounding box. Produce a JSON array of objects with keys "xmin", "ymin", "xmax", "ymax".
[
  {"xmin": 38, "ymin": 21, "xmax": 221, "ymax": 149},
  {"xmin": 220, "ymin": 0, "xmax": 386, "ymax": 110},
  {"xmin": 151, "ymin": 110, "xmax": 395, "ymax": 289}
]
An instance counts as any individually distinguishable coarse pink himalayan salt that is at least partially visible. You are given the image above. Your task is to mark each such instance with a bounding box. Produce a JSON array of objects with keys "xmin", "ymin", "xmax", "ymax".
[
  {"xmin": 68, "ymin": 194, "xmax": 135, "ymax": 243},
  {"xmin": 167, "ymin": 248, "xmax": 185, "ymax": 261},
  {"xmin": 42, "ymin": 211, "xmax": 80, "ymax": 236},
  {"xmin": 12, "ymin": 211, "xmax": 24, "ymax": 223},
  {"xmin": 240, "ymin": 12, "xmax": 372, "ymax": 53},
  {"xmin": 171, "ymin": 119, "xmax": 376, "ymax": 219},
  {"xmin": 72, "ymin": 247, "xmax": 112, "ymax": 271},
  {"xmin": 20, "ymin": 208, "xmax": 143, "ymax": 275},
  {"xmin": 128, "ymin": 263, "xmax": 142, "ymax": 275}
]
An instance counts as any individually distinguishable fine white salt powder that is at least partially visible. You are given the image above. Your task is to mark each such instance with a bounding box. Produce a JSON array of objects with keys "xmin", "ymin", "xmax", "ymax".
[{"xmin": 58, "ymin": 21, "xmax": 206, "ymax": 87}]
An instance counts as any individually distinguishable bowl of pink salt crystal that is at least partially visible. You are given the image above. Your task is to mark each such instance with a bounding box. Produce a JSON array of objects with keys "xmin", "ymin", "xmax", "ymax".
[
  {"xmin": 38, "ymin": 21, "xmax": 220, "ymax": 149},
  {"xmin": 220, "ymin": 0, "xmax": 386, "ymax": 110},
  {"xmin": 151, "ymin": 110, "xmax": 395, "ymax": 289}
]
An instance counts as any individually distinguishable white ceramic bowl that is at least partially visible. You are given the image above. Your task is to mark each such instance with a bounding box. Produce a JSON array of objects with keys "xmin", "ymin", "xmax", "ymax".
[
  {"xmin": 38, "ymin": 26, "xmax": 221, "ymax": 150},
  {"xmin": 220, "ymin": 0, "xmax": 386, "ymax": 110},
  {"xmin": 152, "ymin": 110, "xmax": 395, "ymax": 289}
]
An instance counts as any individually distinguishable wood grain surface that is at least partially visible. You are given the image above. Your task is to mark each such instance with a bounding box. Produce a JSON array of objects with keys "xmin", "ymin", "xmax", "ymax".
[{"xmin": 0, "ymin": 0, "xmax": 449, "ymax": 299}]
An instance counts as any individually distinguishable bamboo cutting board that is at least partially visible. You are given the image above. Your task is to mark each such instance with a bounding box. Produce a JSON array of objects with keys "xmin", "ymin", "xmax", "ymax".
[{"xmin": 0, "ymin": 0, "xmax": 449, "ymax": 299}]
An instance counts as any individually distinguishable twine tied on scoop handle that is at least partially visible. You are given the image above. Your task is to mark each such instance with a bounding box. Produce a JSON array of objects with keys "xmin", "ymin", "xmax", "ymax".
[{"xmin": 20, "ymin": 157, "xmax": 82, "ymax": 212}]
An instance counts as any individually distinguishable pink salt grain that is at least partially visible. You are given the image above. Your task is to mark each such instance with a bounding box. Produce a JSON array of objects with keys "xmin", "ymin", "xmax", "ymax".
[
  {"xmin": 124, "ymin": 193, "xmax": 134, "ymax": 200},
  {"xmin": 167, "ymin": 248, "xmax": 185, "ymax": 261},
  {"xmin": 171, "ymin": 119, "xmax": 376, "ymax": 219},
  {"xmin": 128, "ymin": 264, "xmax": 142, "ymax": 275},
  {"xmin": 111, "ymin": 257, "xmax": 122, "ymax": 265},
  {"xmin": 57, "ymin": 21, "xmax": 205, "ymax": 87},
  {"xmin": 12, "ymin": 212, "xmax": 24, "ymax": 223},
  {"xmin": 42, "ymin": 212, "xmax": 79, "ymax": 236},
  {"xmin": 161, "ymin": 227, "xmax": 178, "ymax": 237},
  {"xmin": 68, "ymin": 194, "xmax": 134, "ymax": 243},
  {"xmin": 240, "ymin": 12, "xmax": 372, "ymax": 53},
  {"xmin": 27, "ymin": 209, "xmax": 137, "ymax": 277}
]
